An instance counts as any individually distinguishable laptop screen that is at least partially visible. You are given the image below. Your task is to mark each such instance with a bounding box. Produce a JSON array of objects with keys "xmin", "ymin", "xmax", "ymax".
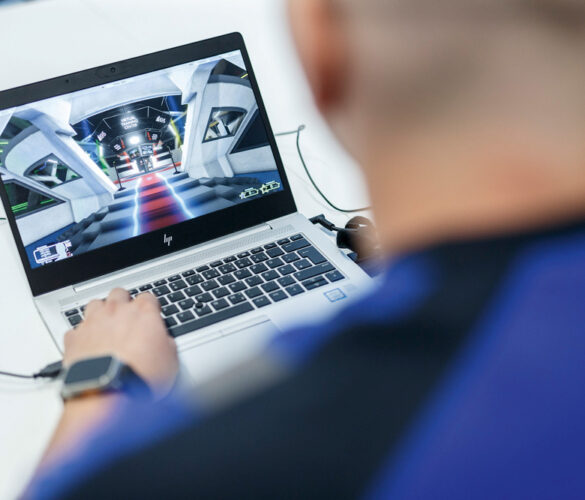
[{"xmin": 0, "ymin": 49, "xmax": 284, "ymax": 270}]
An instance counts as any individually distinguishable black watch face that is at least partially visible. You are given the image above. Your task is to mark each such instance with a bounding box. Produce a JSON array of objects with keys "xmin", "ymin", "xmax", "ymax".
[{"xmin": 65, "ymin": 356, "xmax": 113, "ymax": 384}]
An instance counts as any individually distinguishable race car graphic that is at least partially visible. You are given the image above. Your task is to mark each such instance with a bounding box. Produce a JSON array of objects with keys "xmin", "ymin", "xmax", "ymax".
[{"xmin": 33, "ymin": 241, "xmax": 73, "ymax": 266}]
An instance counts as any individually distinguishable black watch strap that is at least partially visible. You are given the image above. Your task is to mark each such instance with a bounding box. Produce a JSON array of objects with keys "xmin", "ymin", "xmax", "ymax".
[{"xmin": 117, "ymin": 364, "xmax": 152, "ymax": 399}]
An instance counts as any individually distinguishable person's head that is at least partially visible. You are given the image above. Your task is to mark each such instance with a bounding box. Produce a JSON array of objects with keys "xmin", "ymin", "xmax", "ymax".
[{"xmin": 288, "ymin": 0, "xmax": 585, "ymax": 250}]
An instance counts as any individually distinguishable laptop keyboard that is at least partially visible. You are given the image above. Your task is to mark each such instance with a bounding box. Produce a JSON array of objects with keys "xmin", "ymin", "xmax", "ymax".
[{"xmin": 63, "ymin": 234, "xmax": 345, "ymax": 339}]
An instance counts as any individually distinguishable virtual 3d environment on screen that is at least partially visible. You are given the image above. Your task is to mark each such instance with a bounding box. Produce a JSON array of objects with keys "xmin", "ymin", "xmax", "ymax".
[{"xmin": 0, "ymin": 51, "xmax": 283, "ymax": 268}]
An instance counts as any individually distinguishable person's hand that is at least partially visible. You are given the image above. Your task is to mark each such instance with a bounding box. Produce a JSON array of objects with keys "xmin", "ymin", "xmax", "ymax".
[{"xmin": 63, "ymin": 288, "xmax": 179, "ymax": 397}]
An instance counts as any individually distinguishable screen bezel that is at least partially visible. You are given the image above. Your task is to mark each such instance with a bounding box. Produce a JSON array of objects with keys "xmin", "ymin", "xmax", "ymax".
[{"xmin": 0, "ymin": 33, "xmax": 297, "ymax": 296}]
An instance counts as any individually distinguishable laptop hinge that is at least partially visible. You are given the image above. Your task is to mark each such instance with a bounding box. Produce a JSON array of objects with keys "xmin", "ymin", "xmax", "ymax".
[{"xmin": 73, "ymin": 222, "xmax": 273, "ymax": 294}]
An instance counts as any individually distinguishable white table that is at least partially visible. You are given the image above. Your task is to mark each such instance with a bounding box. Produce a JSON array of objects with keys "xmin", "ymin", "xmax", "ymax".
[{"xmin": 0, "ymin": 0, "xmax": 370, "ymax": 497}]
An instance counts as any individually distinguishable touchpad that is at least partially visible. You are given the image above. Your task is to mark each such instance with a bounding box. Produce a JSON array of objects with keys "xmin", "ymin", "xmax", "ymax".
[{"xmin": 179, "ymin": 318, "xmax": 280, "ymax": 386}]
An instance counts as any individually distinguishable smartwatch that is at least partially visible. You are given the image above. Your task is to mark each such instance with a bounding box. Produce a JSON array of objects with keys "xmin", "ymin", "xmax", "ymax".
[{"xmin": 61, "ymin": 355, "xmax": 151, "ymax": 401}]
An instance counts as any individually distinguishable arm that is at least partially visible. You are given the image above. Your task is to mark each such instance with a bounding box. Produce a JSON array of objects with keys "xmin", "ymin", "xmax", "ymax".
[{"xmin": 39, "ymin": 288, "xmax": 179, "ymax": 467}]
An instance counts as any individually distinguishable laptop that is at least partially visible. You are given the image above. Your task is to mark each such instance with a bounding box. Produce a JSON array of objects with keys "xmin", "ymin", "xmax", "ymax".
[{"xmin": 0, "ymin": 33, "xmax": 370, "ymax": 379}]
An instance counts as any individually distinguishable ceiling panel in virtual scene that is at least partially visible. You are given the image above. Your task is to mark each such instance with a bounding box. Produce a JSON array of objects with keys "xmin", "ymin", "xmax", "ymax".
[{"xmin": 0, "ymin": 50, "xmax": 284, "ymax": 269}]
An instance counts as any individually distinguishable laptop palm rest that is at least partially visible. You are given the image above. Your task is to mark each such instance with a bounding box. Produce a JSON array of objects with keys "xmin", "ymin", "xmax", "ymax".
[{"xmin": 179, "ymin": 317, "xmax": 280, "ymax": 385}]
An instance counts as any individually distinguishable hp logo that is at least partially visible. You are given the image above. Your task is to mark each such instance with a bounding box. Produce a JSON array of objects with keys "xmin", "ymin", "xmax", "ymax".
[{"xmin": 163, "ymin": 234, "xmax": 173, "ymax": 247}]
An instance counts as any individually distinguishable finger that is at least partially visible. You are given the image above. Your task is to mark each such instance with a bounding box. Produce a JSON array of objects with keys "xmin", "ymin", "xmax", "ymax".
[
  {"xmin": 107, "ymin": 288, "xmax": 131, "ymax": 304},
  {"xmin": 84, "ymin": 298, "xmax": 105, "ymax": 317},
  {"xmin": 134, "ymin": 292, "xmax": 161, "ymax": 312}
]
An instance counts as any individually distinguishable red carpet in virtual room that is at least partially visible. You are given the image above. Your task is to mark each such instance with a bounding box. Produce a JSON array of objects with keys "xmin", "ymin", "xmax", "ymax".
[{"xmin": 137, "ymin": 174, "xmax": 189, "ymax": 232}]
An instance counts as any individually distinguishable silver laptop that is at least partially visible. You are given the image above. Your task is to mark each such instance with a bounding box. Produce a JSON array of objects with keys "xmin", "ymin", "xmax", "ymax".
[{"xmin": 0, "ymin": 33, "xmax": 370, "ymax": 377}]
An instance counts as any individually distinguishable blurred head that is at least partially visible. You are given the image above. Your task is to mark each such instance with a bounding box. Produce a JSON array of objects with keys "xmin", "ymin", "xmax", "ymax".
[{"xmin": 288, "ymin": 0, "xmax": 585, "ymax": 249}]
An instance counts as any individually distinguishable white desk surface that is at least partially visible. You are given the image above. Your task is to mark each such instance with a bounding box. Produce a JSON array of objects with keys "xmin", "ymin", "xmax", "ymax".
[{"xmin": 0, "ymin": 0, "xmax": 370, "ymax": 497}]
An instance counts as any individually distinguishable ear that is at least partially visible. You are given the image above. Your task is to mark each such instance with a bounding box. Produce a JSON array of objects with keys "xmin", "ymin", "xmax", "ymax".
[{"xmin": 288, "ymin": 0, "xmax": 348, "ymax": 113}]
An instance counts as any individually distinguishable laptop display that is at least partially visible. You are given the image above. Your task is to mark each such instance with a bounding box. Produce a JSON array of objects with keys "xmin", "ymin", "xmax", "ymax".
[{"xmin": 0, "ymin": 49, "xmax": 284, "ymax": 269}]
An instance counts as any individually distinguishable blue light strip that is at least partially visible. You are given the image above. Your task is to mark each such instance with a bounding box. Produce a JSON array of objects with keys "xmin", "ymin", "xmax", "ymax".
[
  {"xmin": 132, "ymin": 177, "xmax": 143, "ymax": 237},
  {"xmin": 156, "ymin": 173, "xmax": 194, "ymax": 219}
]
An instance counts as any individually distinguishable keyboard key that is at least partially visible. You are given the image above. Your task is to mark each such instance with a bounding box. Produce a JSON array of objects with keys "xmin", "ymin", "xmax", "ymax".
[
  {"xmin": 219, "ymin": 264, "xmax": 237, "ymax": 275},
  {"xmin": 186, "ymin": 275, "xmax": 204, "ymax": 286},
  {"xmin": 234, "ymin": 269, "xmax": 252, "ymax": 280},
  {"xmin": 237, "ymin": 252, "xmax": 251, "ymax": 258},
  {"xmin": 228, "ymin": 293, "xmax": 246, "ymax": 305},
  {"xmin": 295, "ymin": 263, "xmax": 335, "ymax": 282},
  {"xmin": 235, "ymin": 258, "xmax": 253, "ymax": 269},
  {"xmin": 264, "ymin": 243, "xmax": 277, "ymax": 250},
  {"xmin": 251, "ymin": 263, "xmax": 269, "ymax": 275},
  {"xmin": 201, "ymin": 280, "xmax": 219, "ymax": 291},
  {"xmin": 195, "ymin": 304, "xmax": 212, "ymax": 316},
  {"xmin": 154, "ymin": 279, "xmax": 167, "ymax": 287},
  {"xmin": 262, "ymin": 282, "xmax": 279, "ymax": 293},
  {"xmin": 251, "ymin": 253, "xmax": 269, "ymax": 263},
  {"xmin": 202, "ymin": 269, "xmax": 220, "ymax": 280},
  {"xmin": 277, "ymin": 238, "xmax": 291, "ymax": 246},
  {"xmin": 224, "ymin": 256, "xmax": 237, "ymax": 263},
  {"xmin": 286, "ymin": 284, "xmax": 305, "ymax": 296},
  {"xmin": 169, "ymin": 303, "xmax": 254, "ymax": 338},
  {"xmin": 212, "ymin": 287, "xmax": 230, "ymax": 299},
  {"xmin": 168, "ymin": 292, "xmax": 185, "ymax": 303},
  {"xmin": 218, "ymin": 275, "xmax": 236, "ymax": 286},
  {"xmin": 267, "ymin": 258, "xmax": 285, "ymax": 269},
  {"xmin": 195, "ymin": 292, "xmax": 214, "ymax": 303},
  {"xmin": 179, "ymin": 299, "xmax": 195, "ymax": 310},
  {"xmin": 196, "ymin": 265, "xmax": 210, "ymax": 273},
  {"xmin": 294, "ymin": 259, "xmax": 312, "ymax": 270},
  {"xmin": 139, "ymin": 284, "xmax": 153, "ymax": 292},
  {"xmin": 211, "ymin": 298, "xmax": 229, "ymax": 311},
  {"xmin": 185, "ymin": 285, "xmax": 203, "ymax": 297},
  {"xmin": 253, "ymin": 296, "xmax": 271, "ymax": 308},
  {"xmin": 153, "ymin": 285, "xmax": 171, "ymax": 297},
  {"xmin": 162, "ymin": 304, "xmax": 179, "ymax": 317},
  {"xmin": 278, "ymin": 264, "xmax": 296, "ymax": 276},
  {"xmin": 165, "ymin": 317, "xmax": 177, "ymax": 328},
  {"xmin": 177, "ymin": 311, "xmax": 195, "ymax": 323},
  {"xmin": 299, "ymin": 247, "xmax": 327, "ymax": 265},
  {"xmin": 68, "ymin": 315, "xmax": 82, "ymax": 327},
  {"xmin": 182, "ymin": 270, "xmax": 195, "ymax": 277},
  {"xmin": 246, "ymin": 276, "xmax": 263, "ymax": 287},
  {"xmin": 290, "ymin": 234, "xmax": 303, "ymax": 241},
  {"xmin": 210, "ymin": 260, "xmax": 223, "ymax": 268},
  {"xmin": 229, "ymin": 282, "xmax": 247, "ymax": 293},
  {"xmin": 168, "ymin": 275, "xmax": 181, "ymax": 282},
  {"xmin": 64, "ymin": 309, "xmax": 79, "ymax": 317},
  {"xmin": 169, "ymin": 280, "xmax": 187, "ymax": 292},
  {"xmin": 326, "ymin": 270, "xmax": 344, "ymax": 282},
  {"xmin": 245, "ymin": 287, "xmax": 263, "ymax": 299},
  {"xmin": 251, "ymin": 247, "xmax": 264, "ymax": 254},
  {"xmin": 128, "ymin": 289, "xmax": 139, "ymax": 295},
  {"xmin": 269, "ymin": 290, "xmax": 288, "ymax": 302},
  {"xmin": 267, "ymin": 247, "xmax": 285, "ymax": 258},
  {"xmin": 278, "ymin": 276, "xmax": 295, "ymax": 287},
  {"xmin": 262, "ymin": 270, "xmax": 279, "ymax": 282},
  {"xmin": 158, "ymin": 297, "xmax": 169, "ymax": 307},
  {"xmin": 282, "ymin": 253, "xmax": 300, "ymax": 264},
  {"xmin": 303, "ymin": 277, "xmax": 328, "ymax": 291},
  {"xmin": 283, "ymin": 239, "xmax": 311, "ymax": 253}
]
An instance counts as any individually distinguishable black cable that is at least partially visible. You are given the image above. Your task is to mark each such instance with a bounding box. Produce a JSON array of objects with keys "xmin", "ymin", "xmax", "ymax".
[
  {"xmin": 0, "ymin": 370, "xmax": 33, "ymax": 380},
  {"xmin": 0, "ymin": 361, "xmax": 62, "ymax": 381},
  {"xmin": 275, "ymin": 125, "xmax": 371, "ymax": 214}
]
